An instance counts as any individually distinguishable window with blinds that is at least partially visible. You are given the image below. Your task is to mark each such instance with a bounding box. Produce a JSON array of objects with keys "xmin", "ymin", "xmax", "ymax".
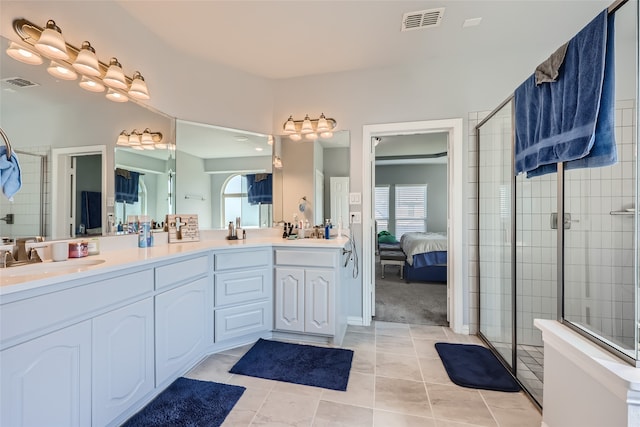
[
  {"xmin": 375, "ymin": 185, "xmax": 390, "ymax": 232},
  {"xmin": 395, "ymin": 184, "xmax": 427, "ymax": 237}
]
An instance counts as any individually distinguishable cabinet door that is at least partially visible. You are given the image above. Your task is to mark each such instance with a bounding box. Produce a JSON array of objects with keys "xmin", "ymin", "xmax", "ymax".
[
  {"xmin": 155, "ymin": 277, "xmax": 208, "ymax": 385},
  {"xmin": 215, "ymin": 300, "xmax": 272, "ymax": 342},
  {"xmin": 305, "ymin": 268, "xmax": 335, "ymax": 335},
  {"xmin": 1, "ymin": 321, "xmax": 91, "ymax": 427},
  {"xmin": 274, "ymin": 268, "xmax": 305, "ymax": 332},
  {"xmin": 92, "ymin": 298, "xmax": 154, "ymax": 427}
]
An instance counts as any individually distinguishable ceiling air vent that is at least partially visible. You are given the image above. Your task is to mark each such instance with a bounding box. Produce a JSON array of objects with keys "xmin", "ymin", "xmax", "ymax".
[
  {"xmin": 1, "ymin": 77, "xmax": 40, "ymax": 89},
  {"xmin": 401, "ymin": 8, "xmax": 445, "ymax": 32}
]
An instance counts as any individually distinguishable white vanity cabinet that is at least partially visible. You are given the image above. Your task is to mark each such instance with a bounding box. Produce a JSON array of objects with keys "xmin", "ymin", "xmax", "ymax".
[
  {"xmin": 274, "ymin": 248, "xmax": 344, "ymax": 344},
  {"xmin": 1, "ymin": 320, "xmax": 92, "ymax": 427},
  {"xmin": 92, "ymin": 298, "xmax": 154, "ymax": 427},
  {"xmin": 0, "ymin": 267, "xmax": 154, "ymax": 427},
  {"xmin": 213, "ymin": 249, "xmax": 272, "ymax": 343},
  {"xmin": 154, "ymin": 254, "xmax": 211, "ymax": 386}
]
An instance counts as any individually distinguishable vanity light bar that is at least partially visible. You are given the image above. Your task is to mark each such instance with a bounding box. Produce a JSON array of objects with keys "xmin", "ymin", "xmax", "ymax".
[
  {"xmin": 9, "ymin": 18, "xmax": 150, "ymax": 103},
  {"xmin": 282, "ymin": 113, "xmax": 337, "ymax": 141},
  {"xmin": 116, "ymin": 129, "xmax": 166, "ymax": 150}
]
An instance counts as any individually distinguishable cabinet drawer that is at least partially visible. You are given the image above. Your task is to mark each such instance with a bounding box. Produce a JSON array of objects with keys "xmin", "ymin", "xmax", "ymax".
[
  {"xmin": 155, "ymin": 255, "xmax": 209, "ymax": 290},
  {"xmin": 274, "ymin": 249, "xmax": 336, "ymax": 268},
  {"xmin": 214, "ymin": 249, "xmax": 270, "ymax": 271},
  {"xmin": 1, "ymin": 269, "xmax": 153, "ymax": 347},
  {"xmin": 215, "ymin": 268, "xmax": 270, "ymax": 306},
  {"xmin": 215, "ymin": 300, "xmax": 272, "ymax": 342}
]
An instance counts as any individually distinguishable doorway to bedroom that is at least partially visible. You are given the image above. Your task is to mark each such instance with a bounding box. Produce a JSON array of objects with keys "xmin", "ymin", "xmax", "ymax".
[{"xmin": 372, "ymin": 133, "xmax": 449, "ymax": 326}]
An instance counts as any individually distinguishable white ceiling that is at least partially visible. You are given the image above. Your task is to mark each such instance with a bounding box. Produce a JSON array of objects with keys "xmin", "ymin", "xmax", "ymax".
[
  {"xmin": 0, "ymin": 0, "xmax": 618, "ymax": 159},
  {"xmin": 0, "ymin": 1, "xmax": 613, "ymax": 81}
]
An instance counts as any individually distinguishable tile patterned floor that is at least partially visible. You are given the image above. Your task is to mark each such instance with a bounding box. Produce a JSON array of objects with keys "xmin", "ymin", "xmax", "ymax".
[
  {"xmin": 186, "ymin": 321, "xmax": 542, "ymax": 426},
  {"xmin": 516, "ymin": 345, "xmax": 544, "ymax": 404}
]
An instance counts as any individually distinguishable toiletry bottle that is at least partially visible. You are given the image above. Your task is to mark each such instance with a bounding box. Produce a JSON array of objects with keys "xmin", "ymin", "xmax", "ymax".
[
  {"xmin": 138, "ymin": 215, "xmax": 152, "ymax": 248},
  {"xmin": 88, "ymin": 237, "xmax": 100, "ymax": 255},
  {"xmin": 324, "ymin": 219, "xmax": 330, "ymax": 239},
  {"xmin": 228, "ymin": 221, "xmax": 234, "ymax": 238}
]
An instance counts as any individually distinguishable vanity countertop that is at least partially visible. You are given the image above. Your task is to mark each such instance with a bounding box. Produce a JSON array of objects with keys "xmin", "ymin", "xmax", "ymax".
[{"xmin": 0, "ymin": 234, "xmax": 350, "ymax": 297}]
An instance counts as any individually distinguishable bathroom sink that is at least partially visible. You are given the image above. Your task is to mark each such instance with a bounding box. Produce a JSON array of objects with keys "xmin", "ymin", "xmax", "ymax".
[{"xmin": 2, "ymin": 258, "xmax": 106, "ymax": 278}]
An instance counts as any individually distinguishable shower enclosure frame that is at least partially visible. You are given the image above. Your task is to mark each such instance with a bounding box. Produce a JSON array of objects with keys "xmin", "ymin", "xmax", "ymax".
[{"xmin": 476, "ymin": 0, "xmax": 637, "ymax": 409}]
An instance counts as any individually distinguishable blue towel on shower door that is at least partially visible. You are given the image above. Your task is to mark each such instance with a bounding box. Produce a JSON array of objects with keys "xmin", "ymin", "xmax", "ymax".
[
  {"xmin": 0, "ymin": 146, "xmax": 21, "ymax": 200},
  {"xmin": 514, "ymin": 10, "xmax": 616, "ymax": 178}
]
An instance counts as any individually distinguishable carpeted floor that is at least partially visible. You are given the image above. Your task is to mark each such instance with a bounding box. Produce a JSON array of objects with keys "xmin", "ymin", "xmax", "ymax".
[{"xmin": 374, "ymin": 261, "xmax": 448, "ymax": 326}]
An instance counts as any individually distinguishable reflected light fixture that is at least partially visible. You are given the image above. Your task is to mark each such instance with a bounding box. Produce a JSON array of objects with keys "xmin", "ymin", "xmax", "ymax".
[
  {"xmin": 34, "ymin": 20, "xmax": 68, "ymax": 59},
  {"xmin": 72, "ymin": 41, "xmax": 100, "ymax": 76},
  {"xmin": 273, "ymin": 156, "xmax": 283, "ymax": 169},
  {"xmin": 79, "ymin": 75, "xmax": 105, "ymax": 92},
  {"xmin": 116, "ymin": 131, "xmax": 129, "ymax": 146},
  {"xmin": 282, "ymin": 113, "xmax": 337, "ymax": 141},
  {"xmin": 47, "ymin": 60, "xmax": 77, "ymax": 80},
  {"xmin": 7, "ymin": 18, "xmax": 152, "ymax": 104},
  {"xmin": 106, "ymin": 88, "xmax": 128, "ymax": 102},
  {"xmin": 116, "ymin": 129, "xmax": 165, "ymax": 150},
  {"xmin": 6, "ymin": 41, "xmax": 42, "ymax": 65}
]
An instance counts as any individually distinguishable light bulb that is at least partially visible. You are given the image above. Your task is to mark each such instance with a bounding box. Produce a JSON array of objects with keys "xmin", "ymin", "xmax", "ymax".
[
  {"xmin": 106, "ymin": 88, "xmax": 128, "ymax": 102},
  {"xmin": 79, "ymin": 76, "xmax": 105, "ymax": 92},
  {"xmin": 6, "ymin": 42, "xmax": 43, "ymax": 65},
  {"xmin": 47, "ymin": 60, "xmax": 77, "ymax": 80}
]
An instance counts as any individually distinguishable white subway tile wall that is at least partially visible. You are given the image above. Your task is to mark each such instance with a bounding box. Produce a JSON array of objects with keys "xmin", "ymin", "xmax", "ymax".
[
  {"xmin": 564, "ymin": 99, "xmax": 637, "ymax": 353},
  {"xmin": 0, "ymin": 146, "xmax": 50, "ymax": 239},
  {"xmin": 471, "ymin": 101, "xmax": 637, "ymax": 352}
]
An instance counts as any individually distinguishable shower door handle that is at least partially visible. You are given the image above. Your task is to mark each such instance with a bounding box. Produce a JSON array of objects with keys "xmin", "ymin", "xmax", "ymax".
[{"xmin": 550, "ymin": 212, "xmax": 578, "ymax": 229}]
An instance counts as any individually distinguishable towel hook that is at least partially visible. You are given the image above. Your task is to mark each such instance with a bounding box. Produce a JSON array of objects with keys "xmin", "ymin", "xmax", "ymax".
[{"xmin": 0, "ymin": 128, "xmax": 12, "ymax": 160}]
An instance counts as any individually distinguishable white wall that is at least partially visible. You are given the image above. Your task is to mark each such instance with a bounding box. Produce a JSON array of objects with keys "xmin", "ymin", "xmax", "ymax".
[
  {"xmin": 270, "ymin": 50, "xmax": 546, "ymax": 320},
  {"xmin": 175, "ymin": 151, "xmax": 211, "ymax": 228},
  {"xmin": 375, "ymin": 164, "xmax": 448, "ymax": 234}
]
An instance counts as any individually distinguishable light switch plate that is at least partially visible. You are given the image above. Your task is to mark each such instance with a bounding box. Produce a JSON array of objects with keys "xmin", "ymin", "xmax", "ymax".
[
  {"xmin": 107, "ymin": 196, "xmax": 115, "ymax": 207},
  {"xmin": 350, "ymin": 212, "xmax": 361, "ymax": 224},
  {"xmin": 349, "ymin": 192, "xmax": 361, "ymax": 205}
]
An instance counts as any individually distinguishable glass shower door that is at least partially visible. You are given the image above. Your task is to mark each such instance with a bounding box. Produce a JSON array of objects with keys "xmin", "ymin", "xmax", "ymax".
[
  {"xmin": 514, "ymin": 172, "xmax": 557, "ymax": 405},
  {"xmin": 478, "ymin": 101, "xmax": 514, "ymax": 367}
]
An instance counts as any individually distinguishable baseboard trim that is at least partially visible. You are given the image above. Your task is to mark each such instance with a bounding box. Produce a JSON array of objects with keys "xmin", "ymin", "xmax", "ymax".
[{"xmin": 347, "ymin": 316, "xmax": 365, "ymax": 326}]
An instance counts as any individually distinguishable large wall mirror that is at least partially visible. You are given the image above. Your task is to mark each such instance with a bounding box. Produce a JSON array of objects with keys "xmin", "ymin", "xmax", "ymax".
[
  {"xmin": 175, "ymin": 121, "xmax": 350, "ymax": 231},
  {"xmin": 175, "ymin": 120, "xmax": 273, "ymax": 229},
  {"xmin": 0, "ymin": 36, "xmax": 174, "ymax": 241},
  {"xmin": 274, "ymin": 130, "xmax": 350, "ymax": 228},
  {"xmin": 114, "ymin": 146, "xmax": 176, "ymax": 231}
]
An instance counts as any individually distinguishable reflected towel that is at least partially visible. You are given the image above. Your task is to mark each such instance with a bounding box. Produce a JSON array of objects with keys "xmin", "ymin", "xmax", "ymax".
[
  {"xmin": 515, "ymin": 10, "xmax": 615, "ymax": 178},
  {"xmin": 81, "ymin": 191, "xmax": 102, "ymax": 229},
  {"xmin": 246, "ymin": 173, "xmax": 272, "ymax": 205},
  {"xmin": 0, "ymin": 146, "xmax": 21, "ymax": 200},
  {"xmin": 115, "ymin": 169, "xmax": 140, "ymax": 204}
]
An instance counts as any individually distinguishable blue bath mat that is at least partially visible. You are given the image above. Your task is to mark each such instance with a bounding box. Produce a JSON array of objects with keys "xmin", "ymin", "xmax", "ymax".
[
  {"xmin": 121, "ymin": 377, "xmax": 245, "ymax": 427},
  {"xmin": 435, "ymin": 343, "xmax": 520, "ymax": 392},
  {"xmin": 229, "ymin": 338, "xmax": 354, "ymax": 391}
]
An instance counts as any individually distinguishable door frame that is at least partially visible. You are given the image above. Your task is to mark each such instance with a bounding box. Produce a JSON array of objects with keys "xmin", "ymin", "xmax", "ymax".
[
  {"xmin": 51, "ymin": 145, "xmax": 107, "ymax": 239},
  {"xmin": 362, "ymin": 118, "xmax": 465, "ymax": 333}
]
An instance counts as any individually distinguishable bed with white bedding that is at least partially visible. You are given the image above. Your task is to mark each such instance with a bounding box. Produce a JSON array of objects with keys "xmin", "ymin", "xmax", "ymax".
[{"xmin": 400, "ymin": 232, "xmax": 447, "ymax": 283}]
